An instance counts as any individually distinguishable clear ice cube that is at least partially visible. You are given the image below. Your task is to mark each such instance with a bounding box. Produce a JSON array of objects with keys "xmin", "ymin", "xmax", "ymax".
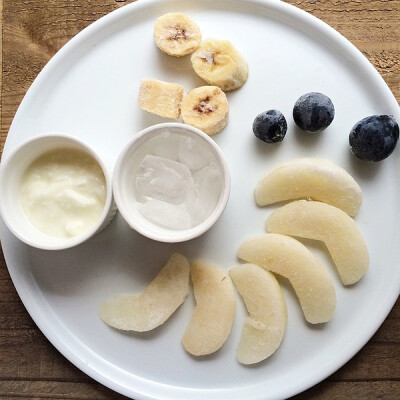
[
  {"xmin": 185, "ymin": 162, "xmax": 223, "ymax": 225},
  {"xmin": 138, "ymin": 199, "xmax": 191, "ymax": 230},
  {"xmin": 136, "ymin": 154, "xmax": 191, "ymax": 205},
  {"xmin": 178, "ymin": 136, "xmax": 213, "ymax": 171},
  {"xmin": 151, "ymin": 130, "xmax": 180, "ymax": 161}
]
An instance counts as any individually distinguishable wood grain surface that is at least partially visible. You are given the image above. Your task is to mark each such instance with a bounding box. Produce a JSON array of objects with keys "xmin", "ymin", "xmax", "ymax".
[{"xmin": 1, "ymin": 1, "xmax": 399, "ymax": 399}]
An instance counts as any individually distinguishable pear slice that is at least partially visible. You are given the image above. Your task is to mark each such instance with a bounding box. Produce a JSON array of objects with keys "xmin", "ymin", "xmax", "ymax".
[
  {"xmin": 266, "ymin": 200, "xmax": 369, "ymax": 285},
  {"xmin": 229, "ymin": 264, "xmax": 287, "ymax": 364},
  {"xmin": 237, "ymin": 234, "xmax": 336, "ymax": 324},
  {"xmin": 254, "ymin": 158, "xmax": 362, "ymax": 216},
  {"xmin": 182, "ymin": 260, "xmax": 236, "ymax": 356},
  {"xmin": 100, "ymin": 253, "xmax": 189, "ymax": 332}
]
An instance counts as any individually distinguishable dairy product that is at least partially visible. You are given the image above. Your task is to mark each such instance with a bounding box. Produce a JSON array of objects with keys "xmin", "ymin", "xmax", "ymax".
[{"xmin": 20, "ymin": 148, "xmax": 106, "ymax": 238}]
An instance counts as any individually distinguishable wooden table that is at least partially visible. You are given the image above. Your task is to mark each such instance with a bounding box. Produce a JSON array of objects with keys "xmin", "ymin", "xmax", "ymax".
[{"xmin": 1, "ymin": 1, "xmax": 399, "ymax": 399}]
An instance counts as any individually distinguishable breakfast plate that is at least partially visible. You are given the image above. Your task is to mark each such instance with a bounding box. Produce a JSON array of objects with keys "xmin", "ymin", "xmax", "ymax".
[{"xmin": 1, "ymin": 0, "xmax": 399, "ymax": 399}]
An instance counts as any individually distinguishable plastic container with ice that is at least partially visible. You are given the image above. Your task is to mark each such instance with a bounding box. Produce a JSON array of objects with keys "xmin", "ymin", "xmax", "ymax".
[{"xmin": 113, "ymin": 123, "xmax": 230, "ymax": 242}]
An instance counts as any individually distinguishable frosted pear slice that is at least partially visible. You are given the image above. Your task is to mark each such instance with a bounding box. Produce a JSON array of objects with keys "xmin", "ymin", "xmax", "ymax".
[
  {"xmin": 229, "ymin": 264, "xmax": 287, "ymax": 364},
  {"xmin": 100, "ymin": 253, "xmax": 189, "ymax": 332},
  {"xmin": 237, "ymin": 234, "xmax": 336, "ymax": 324},
  {"xmin": 266, "ymin": 200, "xmax": 369, "ymax": 285},
  {"xmin": 254, "ymin": 158, "xmax": 362, "ymax": 216},
  {"xmin": 182, "ymin": 260, "xmax": 235, "ymax": 356}
]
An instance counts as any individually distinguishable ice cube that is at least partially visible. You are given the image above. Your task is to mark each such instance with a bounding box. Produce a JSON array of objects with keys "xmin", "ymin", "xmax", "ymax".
[
  {"xmin": 185, "ymin": 162, "xmax": 223, "ymax": 225},
  {"xmin": 138, "ymin": 199, "xmax": 191, "ymax": 230},
  {"xmin": 136, "ymin": 154, "xmax": 191, "ymax": 205},
  {"xmin": 178, "ymin": 136, "xmax": 213, "ymax": 171},
  {"xmin": 150, "ymin": 130, "xmax": 180, "ymax": 161}
]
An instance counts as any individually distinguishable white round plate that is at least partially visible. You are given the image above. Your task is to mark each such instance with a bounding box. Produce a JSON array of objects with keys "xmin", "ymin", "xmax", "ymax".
[{"xmin": 1, "ymin": 1, "xmax": 399, "ymax": 399}]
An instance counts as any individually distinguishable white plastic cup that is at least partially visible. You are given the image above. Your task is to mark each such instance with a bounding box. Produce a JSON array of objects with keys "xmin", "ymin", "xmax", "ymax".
[
  {"xmin": 113, "ymin": 123, "xmax": 231, "ymax": 242},
  {"xmin": 0, "ymin": 133, "xmax": 116, "ymax": 250}
]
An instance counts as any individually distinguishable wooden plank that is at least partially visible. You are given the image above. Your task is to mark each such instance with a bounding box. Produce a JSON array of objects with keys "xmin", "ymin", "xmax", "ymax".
[
  {"xmin": 0, "ymin": 380, "xmax": 130, "ymax": 399},
  {"xmin": 0, "ymin": 380, "xmax": 398, "ymax": 400},
  {"xmin": 290, "ymin": 380, "xmax": 400, "ymax": 400}
]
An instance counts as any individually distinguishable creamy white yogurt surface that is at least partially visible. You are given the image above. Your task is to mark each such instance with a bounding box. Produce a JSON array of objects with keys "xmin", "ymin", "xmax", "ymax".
[{"xmin": 20, "ymin": 148, "xmax": 106, "ymax": 238}]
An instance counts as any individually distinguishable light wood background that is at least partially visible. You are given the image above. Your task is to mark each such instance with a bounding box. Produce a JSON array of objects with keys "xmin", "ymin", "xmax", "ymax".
[{"xmin": 0, "ymin": 1, "xmax": 399, "ymax": 399}]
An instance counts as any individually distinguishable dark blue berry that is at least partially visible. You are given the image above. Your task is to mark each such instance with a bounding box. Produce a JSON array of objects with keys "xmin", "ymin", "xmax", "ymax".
[
  {"xmin": 349, "ymin": 115, "xmax": 399, "ymax": 162},
  {"xmin": 293, "ymin": 92, "xmax": 335, "ymax": 132},
  {"xmin": 253, "ymin": 110, "xmax": 287, "ymax": 143}
]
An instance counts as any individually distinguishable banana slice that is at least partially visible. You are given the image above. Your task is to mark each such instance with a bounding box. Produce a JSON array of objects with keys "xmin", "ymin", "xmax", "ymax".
[
  {"xmin": 254, "ymin": 158, "xmax": 362, "ymax": 216},
  {"xmin": 266, "ymin": 200, "xmax": 369, "ymax": 285},
  {"xmin": 237, "ymin": 234, "xmax": 336, "ymax": 324},
  {"xmin": 181, "ymin": 86, "xmax": 229, "ymax": 135},
  {"xmin": 99, "ymin": 253, "xmax": 189, "ymax": 332},
  {"xmin": 138, "ymin": 79, "xmax": 184, "ymax": 119},
  {"xmin": 153, "ymin": 13, "xmax": 201, "ymax": 57},
  {"xmin": 191, "ymin": 39, "xmax": 248, "ymax": 91},
  {"xmin": 182, "ymin": 260, "xmax": 235, "ymax": 356},
  {"xmin": 229, "ymin": 264, "xmax": 287, "ymax": 365}
]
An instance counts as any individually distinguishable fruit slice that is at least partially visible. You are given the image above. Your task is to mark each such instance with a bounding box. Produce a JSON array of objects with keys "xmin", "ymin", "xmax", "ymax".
[
  {"xmin": 229, "ymin": 264, "xmax": 287, "ymax": 364},
  {"xmin": 191, "ymin": 39, "xmax": 248, "ymax": 91},
  {"xmin": 237, "ymin": 234, "xmax": 336, "ymax": 324},
  {"xmin": 181, "ymin": 86, "xmax": 229, "ymax": 135},
  {"xmin": 266, "ymin": 200, "xmax": 369, "ymax": 285},
  {"xmin": 254, "ymin": 158, "xmax": 362, "ymax": 216},
  {"xmin": 153, "ymin": 13, "xmax": 201, "ymax": 57},
  {"xmin": 99, "ymin": 253, "xmax": 189, "ymax": 332},
  {"xmin": 182, "ymin": 260, "xmax": 235, "ymax": 356},
  {"xmin": 138, "ymin": 79, "xmax": 184, "ymax": 119}
]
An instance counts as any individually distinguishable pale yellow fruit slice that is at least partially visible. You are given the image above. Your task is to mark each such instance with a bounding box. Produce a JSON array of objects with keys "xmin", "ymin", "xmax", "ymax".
[
  {"xmin": 237, "ymin": 234, "xmax": 336, "ymax": 324},
  {"xmin": 138, "ymin": 79, "xmax": 184, "ymax": 119},
  {"xmin": 182, "ymin": 260, "xmax": 236, "ymax": 356},
  {"xmin": 153, "ymin": 13, "xmax": 202, "ymax": 57},
  {"xmin": 266, "ymin": 200, "xmax": 369, "ymax": 285},
  {"xmin": 99, "ymin": 253, "xmax": 189, "ymax": 332},
  {"xmin": 191, "ymin": 39, "xmax": 248, "ymax": 91},
  {"xmin": 181, "ymin": 86, "xmax": 229, "ymax": 136},
  {"xmin": 229, "ymin": 264, "xmax": 287, "ymax": 364},
  {"xmin": 254, "ymin": 158, "xmax": 362, "ymax": 216}
]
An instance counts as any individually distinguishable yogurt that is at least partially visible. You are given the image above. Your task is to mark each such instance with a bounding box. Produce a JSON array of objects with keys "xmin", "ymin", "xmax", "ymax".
[{"xmin": 20, "ymin": 148, "xmax": 107, "ymax": 238}]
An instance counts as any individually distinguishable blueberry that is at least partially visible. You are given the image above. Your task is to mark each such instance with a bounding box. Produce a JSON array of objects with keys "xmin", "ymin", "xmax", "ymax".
[
  {"xmin": 293, "ymin": 92, "xmax": 335, "ymax": 132},
  {"xmin": 253, "ymin": 110, "xmax": 287, "ymax": 143},
  {"xmin": 349, "ymin": 115, "xmax": 399, "ymax": 162}
]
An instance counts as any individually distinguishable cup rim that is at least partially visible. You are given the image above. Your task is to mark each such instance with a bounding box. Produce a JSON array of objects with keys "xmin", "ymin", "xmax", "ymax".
[
  {"xmin": 0, "ymin": 132, "xmax": 114, "ymax": 250},
  {"xmin": 113, "ymin": 122, "xmax": 231, "ymax": 243}
]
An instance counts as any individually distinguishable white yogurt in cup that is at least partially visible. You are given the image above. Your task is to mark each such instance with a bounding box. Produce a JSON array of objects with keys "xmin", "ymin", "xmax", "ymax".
[{"xmin": 0, "ymin": 133, "xmax": 116, "ymax": 250}]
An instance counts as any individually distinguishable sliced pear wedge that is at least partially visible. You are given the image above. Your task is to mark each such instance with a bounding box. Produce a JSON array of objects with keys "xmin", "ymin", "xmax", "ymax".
[
  {"xmin": 229, "ymin": 264, "xmax": 287, "ymax": 364},
  {"xmin": 182, "ymin": 260, "xmax": 235, "ymax": 356},
  {"xmin": 266, "ymin": 200, "xmax": 369, "ymax": 285},
  {"xmin": 237, "ymin": 234, "xmax": 336, "ymax": 324},
  {"xmin": 100, "ymin": 253, "xmax": 190, "ymax": 332},
  {"xmin": 254, "ymin": 158, "xmax": 362, "ymax": 216}
]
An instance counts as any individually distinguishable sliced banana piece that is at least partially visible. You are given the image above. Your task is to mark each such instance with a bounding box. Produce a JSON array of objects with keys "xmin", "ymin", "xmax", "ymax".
[
  {"xmin": 99, "ymin": 253, "xmax": 189, "ymax": 332},
  {"xmin": 181, "ymin": 86, "xmax": 229, "ymax": 135},
  {"xmin": 266, "ymin": 200, "xmax": 369, "ymax": 285},
  {"xmin": 191, "ymin": 39, "xmax": 248, "ymax": 91},
  {"xmin": 153, "ymin": 13, "xmax": 201, "ymax": 57},
  {"xmin": 182, "ymin": 260, "xmax": 235, "ymax": 356},
  {"xmin": 229, "ymin": 264, "xmax": 287, "ymax": 365},
  {"xmin": 254, "ymin": 158, "xmax": 362, "ymax": 216},
  {"xmin": 138, "ymin": 79, "xmax": 184, "ymax": 119},
  {"xmin": 237, "ymin": 234, "xmax": 336, "ymax": 324}
]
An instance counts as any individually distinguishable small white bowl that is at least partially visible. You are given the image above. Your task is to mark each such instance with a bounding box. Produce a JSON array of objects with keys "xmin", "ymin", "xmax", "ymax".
[
  {"xmin": 0, "ymin": 133, "xmax": 116, "ymax": 250},
  {"xmin": 113, "ymin": 123, "xmax": 231, "ymax": 242}
]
